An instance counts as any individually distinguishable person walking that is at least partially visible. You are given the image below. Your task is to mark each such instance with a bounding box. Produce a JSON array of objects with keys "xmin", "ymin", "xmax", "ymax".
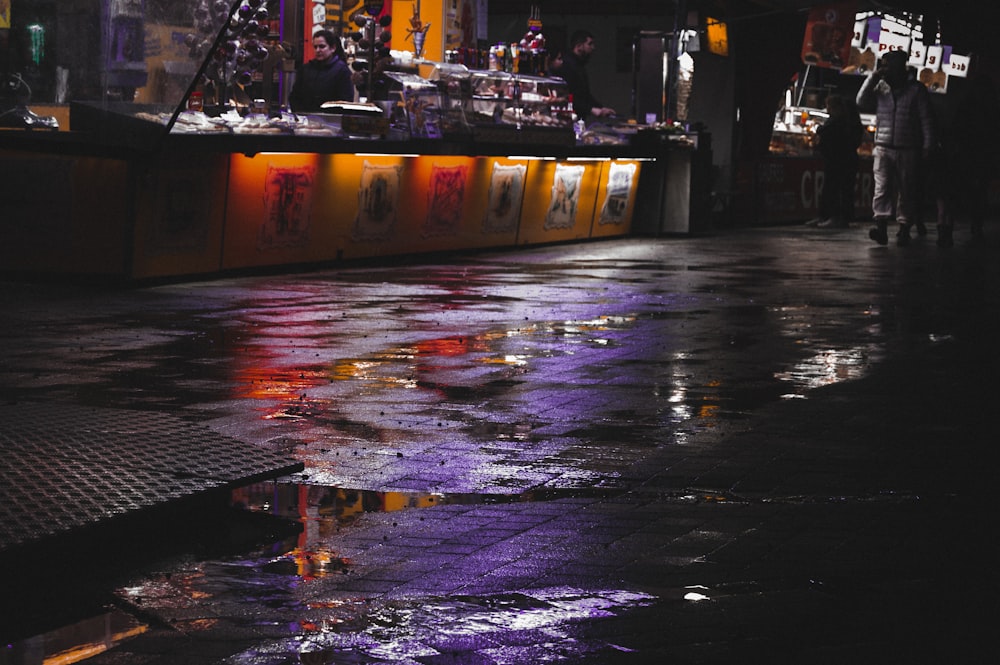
[
  {"xmin": 289, "ymin": 29, "xmax": 355, "ymax": 113},
  {"xmin": 813, "ymin": 93, "xmax": 864, "ymax": 228},
  {"xmin": 856, "ymin": 49, "xmax": 934, "ymax": 246}
]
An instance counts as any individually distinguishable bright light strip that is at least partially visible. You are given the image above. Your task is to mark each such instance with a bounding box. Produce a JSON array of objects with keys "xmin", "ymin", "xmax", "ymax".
[
  {"xmin": 353, "ymin": 153, "xmax": 421, "ymax": 157},
  {"xmin": 566, "ymin": 156, "xmax": 612, "ymax": 161},
  {"xmin": 505, "ymin": 155, "xmax": 556, "ymax": 160}
]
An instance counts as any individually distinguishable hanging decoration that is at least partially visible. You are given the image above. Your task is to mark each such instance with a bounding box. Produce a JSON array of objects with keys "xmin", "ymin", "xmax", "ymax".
[
  {"xmin": 406, "ymin": 1, "xmax": 431, "ymax": 58},
  {"xmin": 184, "ymin": 0, "xmax": 272, "ymax": 106},
  {"xmin": 348, "ymin": 2, "xmax": 392, "ymax": 99}
]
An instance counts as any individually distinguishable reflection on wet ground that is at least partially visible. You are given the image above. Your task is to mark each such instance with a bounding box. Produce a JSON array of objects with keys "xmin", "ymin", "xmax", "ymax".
[
  {"xmin": 232, "ymin": 482, "xmax": 625, "ymax": 577},
  {"xmin": 99, "ymin": 481, "xmax": 678, "ymax": 664},
  {"xmin": 3, "ymin": 229, "xmax": 999, "ymax": 662},
  {"xmin": 220, "ymin": 587, "xmax": 661, "ymax": 664},
  {"xmin": 2, "ymin": 610, "xmax": 147, "ymax": 665}
]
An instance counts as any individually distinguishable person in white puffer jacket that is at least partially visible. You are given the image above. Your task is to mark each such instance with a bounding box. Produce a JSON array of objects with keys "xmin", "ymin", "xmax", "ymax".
[{"xmin": 856, "ymin": 49, "xmax": 934, "ymax": 246}]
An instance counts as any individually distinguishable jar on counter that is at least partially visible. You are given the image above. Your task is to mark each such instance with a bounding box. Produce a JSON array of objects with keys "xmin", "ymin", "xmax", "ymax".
[{"xmin": 187, "ymin": 91, "xmax": 204, "ymax": 112}]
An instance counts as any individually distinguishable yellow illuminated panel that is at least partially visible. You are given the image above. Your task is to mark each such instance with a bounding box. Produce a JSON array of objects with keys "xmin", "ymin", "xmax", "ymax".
[{"xmin": 706, "ymin": 18, "xmax": 729, "ymax": 57}]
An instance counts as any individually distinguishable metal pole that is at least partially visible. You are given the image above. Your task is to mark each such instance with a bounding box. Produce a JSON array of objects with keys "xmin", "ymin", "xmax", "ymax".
[
  {"xmin": 668, "ymin": 0, "xmax": 688, "ymax": 121},
  {"xmin": 796, "ymin": 64, "xmax": 812, "ymax": 107},
  {"xmin": 661, "ymin": 35, "xmax": 669, "ymax": 121},
  {"xmin": 631, "ymin": 33, "xmax": 639, "ymax": 121}
]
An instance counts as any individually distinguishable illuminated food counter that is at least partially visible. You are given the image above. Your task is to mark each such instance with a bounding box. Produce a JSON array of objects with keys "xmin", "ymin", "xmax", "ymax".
[
  {"xmin": 0, "ymin": 0, "xmax": 703, "ymax": 281},
  {"xmin": 1, "ymin": 115, "xmax": 663, "ymax": 280}
]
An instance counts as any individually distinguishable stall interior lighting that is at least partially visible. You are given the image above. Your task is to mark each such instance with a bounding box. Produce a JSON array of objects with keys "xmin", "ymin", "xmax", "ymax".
[
  {"xmin": 353, "ymin": 153, "xmax": 421, "ymax": 157},
  {"xmin": 505, "ymin": 155, "xmax": 556, "ymax": 161}
]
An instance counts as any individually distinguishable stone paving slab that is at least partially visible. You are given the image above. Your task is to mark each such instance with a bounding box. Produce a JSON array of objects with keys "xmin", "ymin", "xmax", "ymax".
[{"xmin": 2, "ymin": 225, "xmax": 1000, "ymax": 662}]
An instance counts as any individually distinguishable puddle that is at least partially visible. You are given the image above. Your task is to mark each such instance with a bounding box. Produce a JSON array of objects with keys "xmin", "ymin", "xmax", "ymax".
[
  {"xmin": 237, "ymin": 313, "xmax": 766, "ymax": 462},
  {"xmin": 88, "ymin": 483, "xmax": 681, "ymax": 664},
  {"xmin": 774, "ymin": 343, "xmax": 883, "ymax": 394},
  {"xmin": 769, "ymin": 304, "xmax": 886, "ymax": 397},
  {"xmin": 239, "ymin": 316, "xmax": 642, "ymax": 418},
  {"xmin": 231, "ymin": 482, "xmax": 624, "ymax": 580},
  {"xmin": 219, "ymin": 586, "xmax": 660, "ymax": 665}
]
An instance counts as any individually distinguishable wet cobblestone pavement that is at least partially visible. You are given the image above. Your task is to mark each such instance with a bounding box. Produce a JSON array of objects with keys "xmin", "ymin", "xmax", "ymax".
[{"xmin": 2, "ymin": 224, "xmax": 999, "ymax": 663}]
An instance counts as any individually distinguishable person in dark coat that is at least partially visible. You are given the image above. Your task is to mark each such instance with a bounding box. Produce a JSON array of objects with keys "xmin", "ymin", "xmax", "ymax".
[
  {"xmin": 813, "ymin": 94, "xmax": 864, "ymax": 228},
  {"xmin": 550, "ymin": 29, "xmax": 615, "ymax": 122},
  {"xmin": 289, "ymin": 29, "xmax": 355, "ymax": 112},
  {"xmin": 936, "ymin": 70, "xmax": 1000, "ymax": 246}
]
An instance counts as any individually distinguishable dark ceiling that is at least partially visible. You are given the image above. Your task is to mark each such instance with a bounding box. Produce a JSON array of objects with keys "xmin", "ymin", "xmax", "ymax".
[{"xmin": 490, "ymin": 1, "xmax": 984, "ymax": 52}]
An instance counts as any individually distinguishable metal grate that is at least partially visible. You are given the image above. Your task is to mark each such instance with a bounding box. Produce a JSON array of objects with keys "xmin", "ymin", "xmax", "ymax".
[{"xmin": 0, "ymin": 401, "xmax": 302, "ymax": 552}]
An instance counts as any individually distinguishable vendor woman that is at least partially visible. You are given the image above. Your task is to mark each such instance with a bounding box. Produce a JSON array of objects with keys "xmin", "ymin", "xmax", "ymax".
[{"xmin": 289, "ymin": 29, "xmax": 356, "ymax": 112}]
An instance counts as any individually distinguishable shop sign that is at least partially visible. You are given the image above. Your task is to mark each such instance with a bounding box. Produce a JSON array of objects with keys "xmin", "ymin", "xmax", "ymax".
[
  {"xmin": 946, "ymin": 53, "xmax": 970, "ymax": 78},
  {"xmin": 801, "ymin": 2, "xmax": 857, "ymax": 69},
  {"xmin": 753, "ymin": 158, "xmax": 872, "ymax": 222},
  {"xmin": 847, "ymin": 12, "xmax": 970, "ymax": 90},
  {"xmin": 799, "ymin": 166, "xmax": 872, "ymax": 214},
  {"xmin": 874, "ymin": 30, "xmax": 910, "ymax": 60},
  {"xmin": 908, "ymin": 39, "xmax": 927, "ymax": 68},
  {"xmin": 851, "ymin": 18, "xmax": 866, "ymax": 48},
  {"xmin": 925, "ymin": 45, "xmax": 943, "ymax": 71},
  {"xmin": 919, "ymin": 45, "xmax": 949, "ymax": 93},
  {"xmin": 312, "ymin": 2, "xmax": 326, "ymax": 26},
  {"xmin": 865, "ymin": 17, "xmax": 882, "ymax": 45},
  {"xmin": 920, "ymin": 45, "xmax": 950, "ymax": 91}
]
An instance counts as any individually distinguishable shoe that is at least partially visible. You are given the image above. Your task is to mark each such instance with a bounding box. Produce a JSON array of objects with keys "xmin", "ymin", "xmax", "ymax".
[
  {"xmin": 915, "ymin": 222, "xmax": 928, "ymax": 237},
  {"xmin": 804, "ymin": 217, "xmax": 826, "ymax": 227},
  {"xmin": 817, "ymin": 217, "xmax": 848, "ymax": 228},
  {"xmin": 896, "ymin": 224, "xmax": 911, "ymax": 246},
  {"xmin": 936, "ymin": 224, "xmax": 953, "ymax": 248},
  {"xmin": 869, "ymin": 224, "xmax": 888, "ymax": 245}
]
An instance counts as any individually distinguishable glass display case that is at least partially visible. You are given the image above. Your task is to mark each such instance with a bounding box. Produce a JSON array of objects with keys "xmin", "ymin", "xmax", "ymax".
[
  {"xmin": 0, "ymin": 0, "xmax": 293, "ymax": 146},
  {"xmin": 84, "ymin": 0, "xmax": 296, "ymax": 146},
  {"xmin": 425, "ymin": 61, "xmax": 472, "ymax": 138},
  {"xmin": 769, "ymin": 105, "xmax": 824, "ymax": 157},
  {"xmin": 770, "ymin": 105, "xmax": 875, "ymax": 157},
  {"xmin": 381, "ymin": 65, "xmax": 575, "ymax": 145},
  {"xmin": 468, "ymin": 71, "xmax": 573, "ymax": 127},
  {"xmin": 465, "ymin": 70, "xmax": 575, "ymax": 145},
  {"xmin": 2, "ymin": 1, "xmax": 603, "ymax": 150},
  {"xmin": 382, "ymin": 70, "xmax": 455, "ymax": 140}
]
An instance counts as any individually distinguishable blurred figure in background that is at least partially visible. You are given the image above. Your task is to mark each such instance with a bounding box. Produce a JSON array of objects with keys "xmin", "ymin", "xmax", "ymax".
[
  {"xmin": 938, "ymin": 71, "xmax": 1000, "ymax": 245},
  {"xmin": 811, "ymin": 93, "xmax": 864, "ymax": 228}
]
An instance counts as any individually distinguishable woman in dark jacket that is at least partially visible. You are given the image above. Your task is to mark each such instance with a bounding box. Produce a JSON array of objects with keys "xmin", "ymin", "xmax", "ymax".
[{"xmin": 290, "ymin": 29, "xmax": 355, "ymax": 112}]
